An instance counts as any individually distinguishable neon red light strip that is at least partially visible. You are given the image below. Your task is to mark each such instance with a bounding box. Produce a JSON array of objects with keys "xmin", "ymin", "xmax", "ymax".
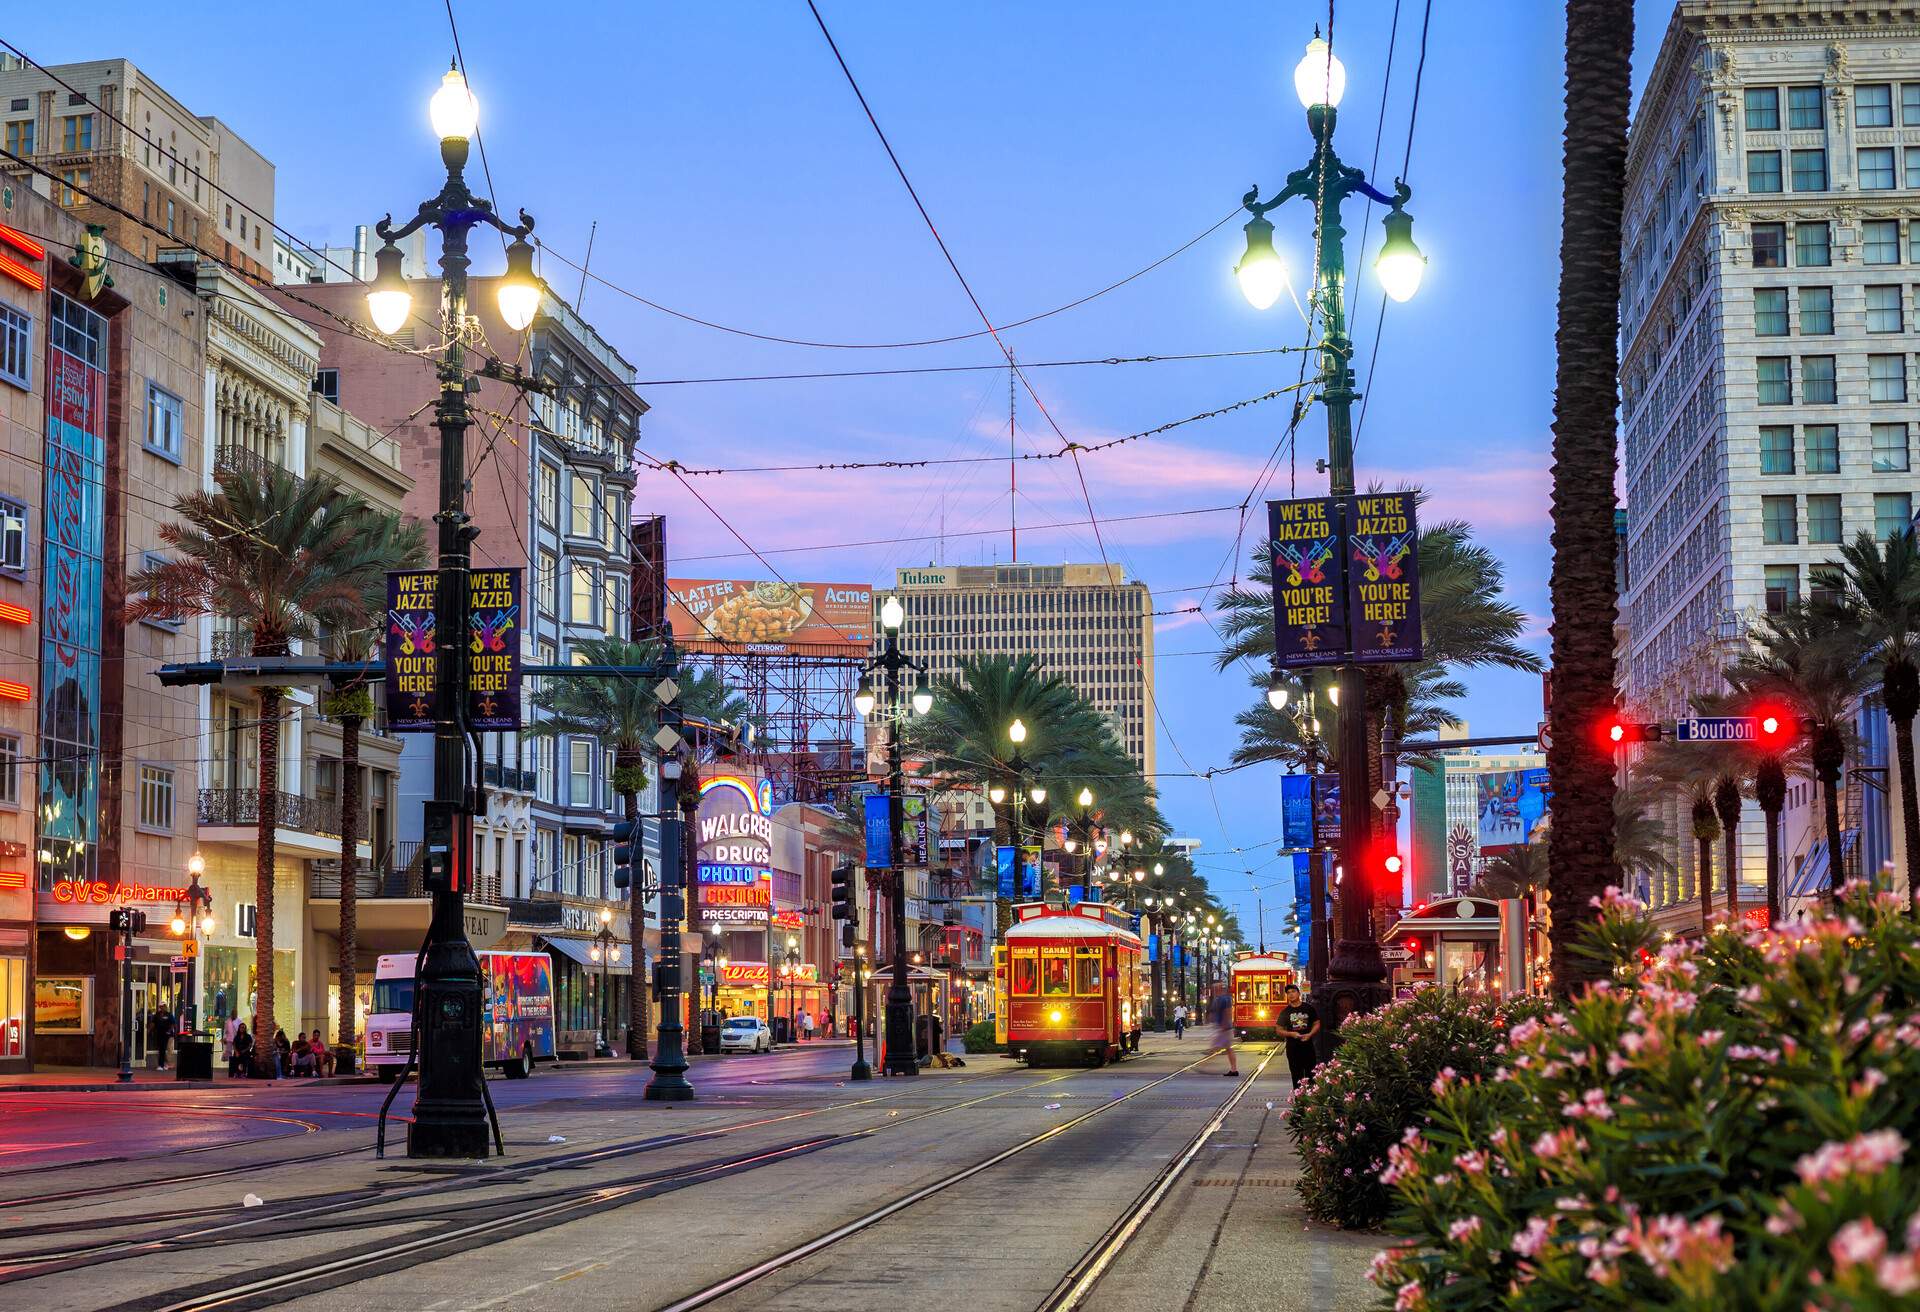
[
  {"xmin": 0, "ymin": 251, "xmax": 43, "ymax": 292},
  {"xmin": 0, "ymin": 680, "xmax": 29, "ymax": 702},
  {"xmin": 0, "ymin": 601, "xmax": 29, "ymax": 625},
  {"xmin": 0, "ymin": 871, "xmax": 24, "ymax": 891},
  {"xmin": 0, "ymin": 225, "xmax": 44, "ymax": 261}
]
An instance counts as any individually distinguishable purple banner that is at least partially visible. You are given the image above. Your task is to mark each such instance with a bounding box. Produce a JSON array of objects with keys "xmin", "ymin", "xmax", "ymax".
[
  {"xmin": 1345, "ymin": 491, "xmax": 1422, "ymax": 663},
  {"xmin": 1268, "ymin": 497, "xmax": 1347, "ymax": 668},
  {"xmin": 384, "ymin": 568, "xmax": 523, "ymax": 732}
]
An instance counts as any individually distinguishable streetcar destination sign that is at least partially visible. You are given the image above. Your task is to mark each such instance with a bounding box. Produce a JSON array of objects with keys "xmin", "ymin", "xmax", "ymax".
[{"xmin": 1675, "ymin": 716, "xmax": 1757, "ymax": 743}]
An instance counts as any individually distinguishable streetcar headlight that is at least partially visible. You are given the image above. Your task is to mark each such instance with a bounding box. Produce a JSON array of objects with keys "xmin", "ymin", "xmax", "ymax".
[
  {"xmin": 1257, "ymin": 1008, "xmax": 1268, "ymax": 1019},
  {"xmin": 1049, "ymin": 1010, "xmax": 1063, "ymax": 1024}
]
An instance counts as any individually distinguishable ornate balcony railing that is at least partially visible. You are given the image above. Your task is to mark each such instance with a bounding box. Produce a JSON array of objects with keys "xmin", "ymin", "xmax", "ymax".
[
  {"xmin": 213, "ymin": 444, "xmax": 289, "ymax": 485},
  {"xmin": 198, "ymin": 788, "xmax": 340, "ymax": 836}
]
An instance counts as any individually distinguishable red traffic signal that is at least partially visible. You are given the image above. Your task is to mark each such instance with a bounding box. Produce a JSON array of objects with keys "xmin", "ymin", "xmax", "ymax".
[
  {"xmin": 1382, "ymin": 852, "xmax": 1404, "ymax": 876},
  {"xmin": 1599, "ymin": 714, "xmax": 1662, "ymax": 749},
  {"xmin": 1753, "ymin": 706, "xmax": 1797, "ymax": 749}
]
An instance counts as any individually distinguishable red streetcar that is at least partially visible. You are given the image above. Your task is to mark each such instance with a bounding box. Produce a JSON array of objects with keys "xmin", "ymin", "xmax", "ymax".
[
  {"xmin": 1230, "ymin": 951, "xmax": 1298, "ymax": 1038},
  {"xmin": 999, "ymin": 901, "xmax": 1146, "ymax": 1066}
]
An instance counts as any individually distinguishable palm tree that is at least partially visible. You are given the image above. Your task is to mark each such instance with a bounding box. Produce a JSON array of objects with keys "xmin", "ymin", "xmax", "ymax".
[
  {"xmin": 126, "ymin": 466, "xmax": 388, "ymax": 1070},
  {"xmin": 1612, "ymin": 786, "xmax": 1675, "ymax": 895},
  {"xmin": 1642, "ymin": 741, "xmax": 1722, "ymax": 936},
  {"xmin": 1692, "ymin": 691, "xmax": 1750, "ymax": 922},
  {"xmin": 1817, "ymin": 529, "xmax": 1920, "ymax": 912},
  {"xmin": 1726, "ymin": 604, "xmax": 1871, "ymax": 907},
  {"xmin": 527, "ymin": 637, "xmax": 663, "ymax": 1061},
  {"xmin": 317, "ymin": 510, "xmax": 426, "ymax": 1066},
  {"xmin": 1545, "ymin": 0, "xmax": 1633, "ymax": 993}
]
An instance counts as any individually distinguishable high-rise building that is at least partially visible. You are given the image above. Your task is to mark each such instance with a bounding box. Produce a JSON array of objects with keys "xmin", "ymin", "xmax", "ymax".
[
  {"xmin": 1621, "ymin": 2, "xmax": 1915, "ymax": 917},
  {"xmin": 881, "ymin": 563, "xmax": 1156, "ymax": 779},
  {"xmin": 0, "ymin": 56, "xmax": 275, "ymax": 279}
]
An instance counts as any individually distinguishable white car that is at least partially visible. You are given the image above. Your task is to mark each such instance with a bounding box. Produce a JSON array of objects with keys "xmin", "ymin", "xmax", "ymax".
[{"xmin": 718, "ymin": 1017, "xmax": 772, "ymax": 1053}]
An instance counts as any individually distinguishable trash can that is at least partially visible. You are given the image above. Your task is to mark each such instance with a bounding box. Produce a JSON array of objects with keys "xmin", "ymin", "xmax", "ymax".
[
  {"xmin": 175, "ymin": 1038, "xmax": 214, "ymax": 1081},
  {"xmin": 772, "ymin": 1016, "xmax": 792, "ymax": 1045},
  {"xmin": 701, "ymin": 1023, "xmax": 721, "ymax": 1054}
]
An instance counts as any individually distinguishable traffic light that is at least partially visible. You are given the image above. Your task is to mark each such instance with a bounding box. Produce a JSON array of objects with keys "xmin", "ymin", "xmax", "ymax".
[
  {"xmin": 611, "ymin": 816, "xmax": 642, "ymax": 890},
  {"xmin": 1754, "ymin": 706, "xmax": 1797, "ymax": 751},
  {"xmin": 1599, "ymin": 713, "xmax": 1662, "ymax": 748},
  {"xmin": 830, "ymin": 861, "xmax": 856, "ymax": 921},
  {"xmin": 1382, "ymin": 852, "xmax": 1404, "ymax": 877}
]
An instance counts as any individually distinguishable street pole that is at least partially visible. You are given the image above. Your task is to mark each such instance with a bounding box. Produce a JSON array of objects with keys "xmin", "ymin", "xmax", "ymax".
[
  {"xmin": 368, "ymin": 69, "xmax": 540, "ymax": 1158},
  {"xmin": 116, "ymin": 911, "xmax": 133, "ymax": 1084},
  {"xmin": 646, "ymin": 725, "xmax": 695, "ymax": 1100},
  {"xmin": 1238, "ymin": 40, "xmax": 1422, "ymax": 1029},
  {"xmin": 882, "ymin": 626, "xmax": 916, "ymax": 1077}
]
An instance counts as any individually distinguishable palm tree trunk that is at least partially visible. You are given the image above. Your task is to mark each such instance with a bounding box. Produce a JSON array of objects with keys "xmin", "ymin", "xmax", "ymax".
[
  {"xmin": 1696, "ymin": 833, "xmax": 1712, "ymax": 938},
  {"xmin": 1764, "ymin": 804, "xmax": 1781, "ymax": 928},
  {"xmin": 1714, "ymin": 781, "xmax": 1741, "ymax": 925},
  {"xmin": 336, "ymin": 712, "xmax": 363, "ymax": 1062},
  {"xmin": 1821, "ymin": 763, "xmax": 1846, "ymax": 908},
  {"xmin": 254, "ymin": 686, "xmax": 281, "ymax": 1075},
  {"xmin": 623, "ymin": 788, "xmax": 648, "ymax": 1060},
  {"xmin": 1889, "ymin": 705, "xmax": 1920, "ymax": 915},
  {"xmin": 1545, "ymin": 0, "xmax": 1632, "ymax": 996}
]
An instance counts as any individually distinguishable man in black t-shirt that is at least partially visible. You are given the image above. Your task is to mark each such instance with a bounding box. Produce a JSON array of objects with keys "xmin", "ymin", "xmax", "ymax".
[{"xmin": 1278, "ymin": 985, "xmax": 1321, "ymax": 1087}]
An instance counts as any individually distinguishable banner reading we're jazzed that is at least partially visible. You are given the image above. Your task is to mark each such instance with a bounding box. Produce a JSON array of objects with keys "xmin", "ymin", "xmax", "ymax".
[
  {"xmin": 1268, "ymin": 497, "xmax": 1347, "ymax": 669},
  {"xmin": 385, "ymin": 569, "xmax": 523, "ymax": 732},
  {"xmin": 1344, "ymin": 492, "xmax": 1422, "ymax": 663}
]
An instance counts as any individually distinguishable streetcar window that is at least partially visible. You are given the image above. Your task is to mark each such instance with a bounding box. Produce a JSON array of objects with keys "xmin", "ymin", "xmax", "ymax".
[
  {"xmin": 1235, "ymin": 976, "xmax": 1253, "ymax": 1002},
  {"xmin": 1073, "ymin": 949, "xmax": 1102, "ymax": 997},
  {"xmin": 1253, "ymin": 978, "xmax": 1270, "ymax": 1002},
  {"xmin": 1011, "ymin": 949, "xmax": 1038, "ymax": 997},
  {"xmin": 1040, "ymin": 951, "xmax": 1072, "ymax": 996}
]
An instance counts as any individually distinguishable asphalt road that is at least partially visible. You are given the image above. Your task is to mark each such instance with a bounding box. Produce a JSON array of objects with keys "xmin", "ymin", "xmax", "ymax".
[{"xmin": 0, "ymin": 1037, "xmax": 1378, "ymax": 1311}]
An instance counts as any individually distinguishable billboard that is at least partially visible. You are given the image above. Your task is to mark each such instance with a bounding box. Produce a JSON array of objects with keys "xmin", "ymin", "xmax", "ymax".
[
  {"xmin": 1475, "ymin": 767, "xmax": 1551, "ymax": 855},
  {"xmin": 668, "ymin": 579, "xmax": 873, "ymax": 653},
  {"xmin": 1268, "ymin": 497, "xmax": 1346, "ymax": 668},
  {"xmin": 1346, "ymin": 491, "xmax": 1422, "ymax": 663}
]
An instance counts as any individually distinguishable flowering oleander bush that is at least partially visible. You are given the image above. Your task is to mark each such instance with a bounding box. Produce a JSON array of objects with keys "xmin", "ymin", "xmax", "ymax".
[
  {"xmin": 1287, "ymin": 984, "xmax": 1550, "ymax": 1229},
  {"xmin": 1369, "ymin": 885, "xmax": 1920, "ymax": 1310}
]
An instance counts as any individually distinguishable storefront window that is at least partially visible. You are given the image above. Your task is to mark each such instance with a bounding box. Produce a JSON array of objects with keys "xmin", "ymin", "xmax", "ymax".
[
  {"xmin": 0, "ymin": 954, "xmax": 23, "ymax": 1056},
  {"xmin": 1438, "ymin": 939, "xmax": 1494, "ymax": 990},
  {"xmin": 202, "ymin": 945, "xmax": 296, "ymax": 1033}
]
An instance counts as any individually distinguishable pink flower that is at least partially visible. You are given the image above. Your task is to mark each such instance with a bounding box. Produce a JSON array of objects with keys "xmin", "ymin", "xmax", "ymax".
[
  {"xmin": 1878, "ymin": 1253, "xmax": 1920, "ymax": 1297},
  {"xmin": 1565, "ymin": 1088, "xmax": 1615, "ymax": 1122},
  {"xmin": 1431, "ymin": 1067, "xmax": 1458, "ymax": 1095},
  {"xmin": 1830, "ymin": 1218, "xmax": 1888, "ymax": 1269},
  {"xmin": 1448, "ymin": 1216, "xmax": 1483, "ymax": 1244},
  {"xmin": 1765, "ymin": 1202, "xmax": 1803, "ymax": 1236},
  {"xmin": 1453, "ymin": 1150, "xmax": 1488, "ymax": 1176},
  {"xmin": 1512, "ymin": 1216, "xmax": 1552, "ymax": 1258},
  {"xmin": 1394, "ymin": 1279, "xmax": 1425, "ymax": 1311},
  {"xmin": 1796, "ymin": 1131, "xmax": 1909, "ymax": 1194}
]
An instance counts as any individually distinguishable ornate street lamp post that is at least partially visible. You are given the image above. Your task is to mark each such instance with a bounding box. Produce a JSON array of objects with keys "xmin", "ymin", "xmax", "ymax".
[
  {"xmin": 589, "ymin": 907, "xmax": 620, "ymax": 1057},
  {"xmin": 1235, "ymin": 33, "xmax": 1424, "ymax": 1026},
  {"xmin": 365, "ymin": 66, "xmax": 543, "ymax": 1157},
  {"xmin": 856, "ymin": 596, "xmax": 931, "ymax": 1077}
]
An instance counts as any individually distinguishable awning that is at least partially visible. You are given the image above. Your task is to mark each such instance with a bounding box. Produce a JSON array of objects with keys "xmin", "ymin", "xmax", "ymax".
[{"xmin": 538, "ymin": 935, "xmax": 631, "ymax": 969}]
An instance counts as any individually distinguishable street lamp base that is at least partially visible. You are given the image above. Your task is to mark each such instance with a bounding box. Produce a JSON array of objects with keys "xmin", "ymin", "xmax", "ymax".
[
  {"xmin": 408, "ymin": 1108, "xmax": 493, "ymax": 1159},
  {"xmin": 644, "ymin": 1047, "xmax": 695, "ymax": 1101},
  {"xmin": 849, "ymin": 1059, "xmax": 873, "ymax": 1081}
]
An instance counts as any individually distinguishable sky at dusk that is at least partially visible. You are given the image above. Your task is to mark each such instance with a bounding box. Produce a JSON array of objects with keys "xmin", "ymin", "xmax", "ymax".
[{"xmin": 10, "ymin": 2, "xmax": 1684, "ymax": 941}]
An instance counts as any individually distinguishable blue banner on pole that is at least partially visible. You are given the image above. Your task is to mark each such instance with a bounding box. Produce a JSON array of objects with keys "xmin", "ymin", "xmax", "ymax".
[
  {"xmin": 1066, "ymin": 884, "xmax": 1085, "ymax": 904},
  {"xmin": 1281, "ymin": 773, "xmax": 1314, "ymax": 850},
  {"xmin": 1293, "ymin": 853, "xmax": 1314, "ymax": 965},
  {"xmin": 996, "ymin": 845, "xmax": 1015, "ymax": 898},
  {"xmin": 1148, "ymin": 932, "xmax": 1160, "ymax": 962},
  {"xmin": 1020, "ymin": 846, "xmax": 1042, "ymax": 898},
  {"xmin": 863, "ymin": 794, "xmax": 892, "ymax": 868}
]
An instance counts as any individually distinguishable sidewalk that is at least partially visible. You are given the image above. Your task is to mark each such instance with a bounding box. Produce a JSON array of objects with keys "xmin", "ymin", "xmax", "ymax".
[{"xmin": 1094, "ymin": 1048, "xmax": 1381, "ymax": 1311}]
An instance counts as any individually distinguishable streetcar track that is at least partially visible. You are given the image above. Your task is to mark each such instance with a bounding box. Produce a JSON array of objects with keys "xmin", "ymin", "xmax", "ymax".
[
  {"xmin": 1040, "ymin": 1047, "xmax": 1280, "ymax": 1310},
  {"xmin": 655, "ymin": 1048, "xmax": 1246, "ymax": 1312},
  {"xmin": 0, "ymin": 1056, "xmax": 1093, "ymax": 1286}
]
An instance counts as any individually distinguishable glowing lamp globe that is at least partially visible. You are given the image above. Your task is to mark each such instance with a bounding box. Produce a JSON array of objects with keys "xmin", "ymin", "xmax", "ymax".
[
  {"xmin": 497, "ymin": 236, "xmax": 541, "ymax": 332},
  {"xmin": 366, "ymin": 241, "xmax": 413, "ymax": 335},
  {"xmin": 879, "ymin": 595, "xmax": 905, "ymax": 630},
  {"xmin": 429, "ymin": 67, "xmax": 480, "ymax": 142},
  {"xmin": 1374, "ymin": 208, "xmax": 1426, "ymax": 303},
  {"xmin": 1293, "ymin": 35, "xmax": 1347, "ymax": 109},
  {"xmin": 1007, "ymin": 718, "xmax": 1027, "ymax": 745},
  {"xmin": 1234, "ymin": 215, "xmax": 1286, "ymax": 311},
  {"xmin": 1077, "ymin": 787, "xmax": 1094, "ymax": 809}
]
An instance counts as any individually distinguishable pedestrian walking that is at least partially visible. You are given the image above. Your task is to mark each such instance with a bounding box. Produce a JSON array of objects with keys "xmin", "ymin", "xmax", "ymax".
[
  {"xmin": 147, "ymin": 1002, "xmax": 174, "ymax": 1070},
  {"xmin": 1172, "ymin": 1003, "xmax": 1188, "ymax": 1039},
  {"xmin": 1278, "ymin": 985, "xmax": 1322, "ymax": 1087},
  {"xmin": 800, "ymin": 1009, "xmax": 814, "ymax": 1042},
  {"xmin": 227, "ymin": 1023, "xmax": 254, "ymax": 1078},
  {"xmin": 1204, "ymin": 988, "xmax": 1239, "ymax": 1076}
]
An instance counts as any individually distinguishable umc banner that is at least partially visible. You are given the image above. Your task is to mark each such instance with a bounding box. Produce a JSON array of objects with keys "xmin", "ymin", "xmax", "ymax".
[{"xmin": 384, "ymin": 569, "xmax": 523, "ymax": 732}]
